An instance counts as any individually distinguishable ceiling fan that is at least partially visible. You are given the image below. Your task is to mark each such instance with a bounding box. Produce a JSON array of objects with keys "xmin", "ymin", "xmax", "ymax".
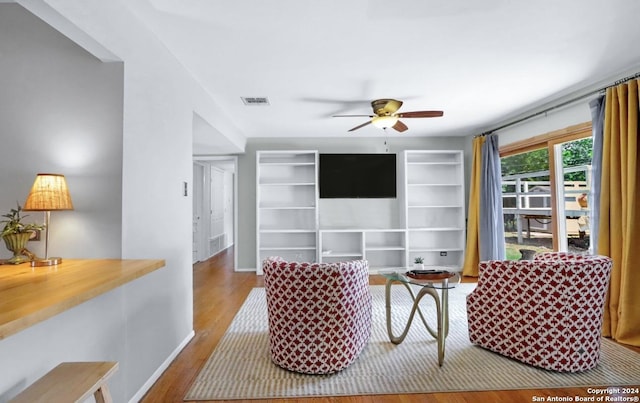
[{"xmin": 333, "ymin": 98, "xmax": 443, "ymax": 132}]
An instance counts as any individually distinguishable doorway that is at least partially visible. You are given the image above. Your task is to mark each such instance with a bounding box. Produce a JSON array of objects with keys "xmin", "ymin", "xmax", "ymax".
[{"xmin": 192, "ymin": 156, "xmax": 238, "ymax": 270}]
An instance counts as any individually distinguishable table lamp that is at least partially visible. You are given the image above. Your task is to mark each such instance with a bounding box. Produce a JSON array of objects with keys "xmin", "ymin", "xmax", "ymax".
[{"xmin": 23, "ymin": 173, "xmax": 74, "ymax": 267}]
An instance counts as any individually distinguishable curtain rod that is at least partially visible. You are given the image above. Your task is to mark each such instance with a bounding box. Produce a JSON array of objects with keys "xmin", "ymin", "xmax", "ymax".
[{"xmin": 483, "ymin": 70, "xmax": 640, "ymax": 136}]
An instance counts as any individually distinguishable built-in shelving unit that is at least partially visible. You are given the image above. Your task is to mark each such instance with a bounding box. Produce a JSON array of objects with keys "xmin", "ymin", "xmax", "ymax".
[
  {"xmin": 319, "ymin": 230, "xmax": 364, "ymax": 263},
  {"xmin": 256, "ymin": 151, "xmax": 318, "ymax": 274},
  {"xmin": 319, "ymin": 229, "xmax": 406, "ymax": 271},
  {"xmin": 256, "ymin": 149, "xmax": 465, "ymax": 274},
  {"xmin": 400, "ymin": 150, "xmax": 465, "ymax": 269}
]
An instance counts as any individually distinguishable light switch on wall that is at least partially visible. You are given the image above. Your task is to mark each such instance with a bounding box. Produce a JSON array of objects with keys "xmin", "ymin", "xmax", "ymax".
[{"xmin": 183, "ymin": 181, "xmax": 188, "ymax": 197}]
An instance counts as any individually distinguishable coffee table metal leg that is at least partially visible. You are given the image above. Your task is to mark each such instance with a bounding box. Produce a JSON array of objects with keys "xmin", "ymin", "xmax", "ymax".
[
  {"xmin": 385, "ymin": 279, "xmax": 447, "ymax": 366},
  {"xmin": 438, "ymin": 286, "xmax": 449, "ymax": 366}
]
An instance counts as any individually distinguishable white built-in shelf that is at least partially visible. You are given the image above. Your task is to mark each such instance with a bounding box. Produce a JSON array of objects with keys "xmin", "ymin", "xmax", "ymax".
[
  {"xmin": 259, "ymin": 206, "xmax": 316, "ymax": 210},
  {"xmin": 407, "ymin": 183, "xmax": 462, "ymax": 187},
  {"xmin": 259, "ymin": 162, "xmax": 315, "ymax": 166},
  {"xmin": 407, "ymin": 161, "xmax": 460, "ymax": 165},
  {"xmin": 258, "ymin": 182, "xmax": 315, "ymax": 186},
  {"xmin": 408, "ymin": 227, "xmax": 464, "ymax": 231},
  {"xmin": 262, "ymin": 246, "xmax": 317, "ymax": 251},
  {"xmin": 256, "ymin": 151, "xmax": 319, "ymax": 273},
  {"xmin": 366, "ymin": 246, "xmax": 405, "ymax": 251},
  {"xmin": 256, "ymin": 149, "xmax": 465, "ymax": 274},
  {"xmin": 402, "ymin": 150, "xmax": 465, "ymax": 270},
  {"xmin": 408, "ymin": 205, "xmax": 463, "ymax": 208},
  {"xmin": 410, "ymin": 247, "xmax": 464, "ymax": 251},
  {"xmin": 322, "ymin": 252, "xmax": 363, "ymax": 258},
  {"xmin": 260, "ymin": 232, "xmax": 316, "ymax": 236},
  {"xmin": 319, "ymin": 229, "xmax": 407, "ymax": 271}
]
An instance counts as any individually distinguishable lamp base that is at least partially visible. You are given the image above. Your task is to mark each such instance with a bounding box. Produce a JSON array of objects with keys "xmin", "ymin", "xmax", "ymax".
[{"xmin": 30, "ymin": 257, "xmax": 63, "ymax": 267}]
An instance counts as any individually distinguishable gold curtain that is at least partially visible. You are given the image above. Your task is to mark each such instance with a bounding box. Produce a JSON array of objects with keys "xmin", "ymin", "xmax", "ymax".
[
  {"xmin": 598, "ymin": 79, "xmax": 640, "ymax": 346},
  {"xmin": 462, "ymin": 135, "xmax": 485, "ymax": 277}
]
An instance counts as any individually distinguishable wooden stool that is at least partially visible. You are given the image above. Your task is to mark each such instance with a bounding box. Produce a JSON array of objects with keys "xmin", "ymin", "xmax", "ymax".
[{"xmin": 10, "ymin": 361, "xmax": 118, "ymax": 403}]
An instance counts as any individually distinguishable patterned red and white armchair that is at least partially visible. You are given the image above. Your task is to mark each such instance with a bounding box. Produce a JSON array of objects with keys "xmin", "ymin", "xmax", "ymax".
[
  {"xmin": 263, "ymin": 257, "xmax": 372, "ymax": 374},
  {"xmin": 466, "ymin": 253, "xmax": 613, "ymax": 372}
]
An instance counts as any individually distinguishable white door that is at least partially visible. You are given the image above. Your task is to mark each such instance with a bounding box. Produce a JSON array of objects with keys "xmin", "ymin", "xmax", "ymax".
[
  {"xmin": 192, "ymin": 156, "xmax": 238, "ymax": 270},
  {"xmin": 210, "ymin": 166, "xmax": 225, "ymax": 255},
  {"xmin": 223, "ymin": 170, "xmax": 234, "ymax": 249},
  {"xmin": 193, "ymin": 163, "xmax": 206, "ymax": 263}
]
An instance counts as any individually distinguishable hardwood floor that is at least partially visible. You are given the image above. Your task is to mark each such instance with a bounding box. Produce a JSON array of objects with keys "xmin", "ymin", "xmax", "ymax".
[{"xmin": 141, "ymin": 249, "xmax": 639, "ymax": 403}]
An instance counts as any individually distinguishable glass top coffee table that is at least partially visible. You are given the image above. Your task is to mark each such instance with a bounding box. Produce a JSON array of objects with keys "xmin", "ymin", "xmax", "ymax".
[{"xmin": 380, "ymin": 269, "xmax": 460, "ymax": 367}]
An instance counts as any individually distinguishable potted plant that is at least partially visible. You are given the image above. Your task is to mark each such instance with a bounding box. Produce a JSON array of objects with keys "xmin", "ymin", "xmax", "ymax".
[
  {"xmin": 1, "ymin": 203, "xmax": 44, "ymax": 264},
  {"xmin": 413, "ymin": 256, "xmax": 424, "ymax": 270}
]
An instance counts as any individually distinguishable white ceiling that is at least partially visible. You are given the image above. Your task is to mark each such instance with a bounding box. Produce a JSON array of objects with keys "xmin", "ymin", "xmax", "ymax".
[{"xmin": 106, "ymin": 1, "xmax": 640, "ymax": 139}]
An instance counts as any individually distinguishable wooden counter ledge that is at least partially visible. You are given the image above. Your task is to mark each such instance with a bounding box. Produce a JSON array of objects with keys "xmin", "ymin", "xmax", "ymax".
[{"xmin": 0, "ymin": 259, "xmax": 165, "ymax": 340}]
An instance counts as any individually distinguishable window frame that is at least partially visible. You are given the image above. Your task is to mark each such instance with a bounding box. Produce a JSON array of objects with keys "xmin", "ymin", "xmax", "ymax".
[{"xmin": 499, "ymin": 122, "xmax": 592, "ymax": 251}]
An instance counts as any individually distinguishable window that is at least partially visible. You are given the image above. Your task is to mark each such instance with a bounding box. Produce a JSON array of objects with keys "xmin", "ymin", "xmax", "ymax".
[{"xmin": 500, "ymin": 123, "xmax": 592, "ymax": 259}]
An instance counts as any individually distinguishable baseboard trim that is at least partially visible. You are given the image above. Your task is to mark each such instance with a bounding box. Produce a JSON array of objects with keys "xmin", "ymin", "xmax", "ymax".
[{"xmin": 129, "ymin": 329, "xmax": 195, "ymax": 403}]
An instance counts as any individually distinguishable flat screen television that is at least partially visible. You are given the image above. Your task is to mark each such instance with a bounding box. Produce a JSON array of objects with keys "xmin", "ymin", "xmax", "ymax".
[{"xmin": 319, "ymin": 153, "xmax": 396, "ymax": 198}]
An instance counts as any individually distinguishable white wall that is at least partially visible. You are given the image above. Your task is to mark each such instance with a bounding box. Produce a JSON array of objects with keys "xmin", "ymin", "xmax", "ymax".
[
  {"xmin": 239, "ymin": 136, "xmax": 467, "ymax": 270},
  {"xmin": 495, "ymin": 101, "xmax": 592, "ymax": 146},
  {"xmin": 0, "ymin": 4, "xmax": 127, "ymax": 401},
  {"xmin": 0, "ymin": 3, "xmax": 123, "ymax": 260},
  {"xmin": 0, "ymin": 2, "xmax": 243, "ymax": 401}
]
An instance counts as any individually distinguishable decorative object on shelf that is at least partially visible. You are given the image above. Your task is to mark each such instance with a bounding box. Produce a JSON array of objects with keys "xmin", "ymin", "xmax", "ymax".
[
  {"xmin": 406, "ymin": 269, "xmax": 455, "ymax": 281},
  {"xmin": 23, "ymin": 173, "xmax": 74, "ymax": 267},
  {"xmin": 413, "ymin": 256, "xmax": 424, "ymax": 270},
  {"xmin": 1, "ymin": 203, "xmax": 43, "ymax": 264}
]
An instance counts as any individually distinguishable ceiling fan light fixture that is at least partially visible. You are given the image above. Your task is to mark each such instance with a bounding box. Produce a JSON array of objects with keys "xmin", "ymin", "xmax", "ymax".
[
  {"xmin": 335, "ymin": 98, "xmax": 443, "ymax": 132},
  {"xmin": 371, "ymin": 115, "xmax": 399, "ymax": 129}
]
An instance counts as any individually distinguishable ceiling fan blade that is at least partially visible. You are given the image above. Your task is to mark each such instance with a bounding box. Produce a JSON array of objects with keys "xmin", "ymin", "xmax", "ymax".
[
  {"xmin": 348, "ymin": 121, "xmax": 372, "ymax": 132},
  {"xmin": 392, "ymin": 120, "xmax": 408, "ymax": 132},
  {"xmin": 382, "ymin": 99, "xmax": 403, "ymax": 114},
  {"xmin": 396, "ymin": 110, "xmax": 444, "ymax": 118},
  {"xmin": 333, "ymin": 114, "xmax": 374, "ymax": 117}
]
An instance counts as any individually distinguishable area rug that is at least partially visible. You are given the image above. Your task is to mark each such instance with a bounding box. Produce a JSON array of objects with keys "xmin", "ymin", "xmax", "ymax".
[{"xmin": 185, "ymin": 284, "xmax": 640, "ymax": 400}]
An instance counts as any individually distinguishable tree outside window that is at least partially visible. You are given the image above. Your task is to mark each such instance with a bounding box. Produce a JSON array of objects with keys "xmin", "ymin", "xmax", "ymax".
[{"xmin": 500, "ymin": 127, "xmax": 593, "ymax": 260}]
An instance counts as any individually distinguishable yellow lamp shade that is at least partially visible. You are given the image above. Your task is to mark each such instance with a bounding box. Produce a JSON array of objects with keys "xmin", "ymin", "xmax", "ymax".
[{"xmin": 23, "ymin": 173, "xmax": 74, "ymax": 211}]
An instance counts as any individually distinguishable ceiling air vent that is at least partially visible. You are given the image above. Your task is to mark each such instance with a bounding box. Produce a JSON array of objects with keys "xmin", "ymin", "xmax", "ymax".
[{"xmin": 241, "ymin": 97, "xmax": 270, "ymax": 106}]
